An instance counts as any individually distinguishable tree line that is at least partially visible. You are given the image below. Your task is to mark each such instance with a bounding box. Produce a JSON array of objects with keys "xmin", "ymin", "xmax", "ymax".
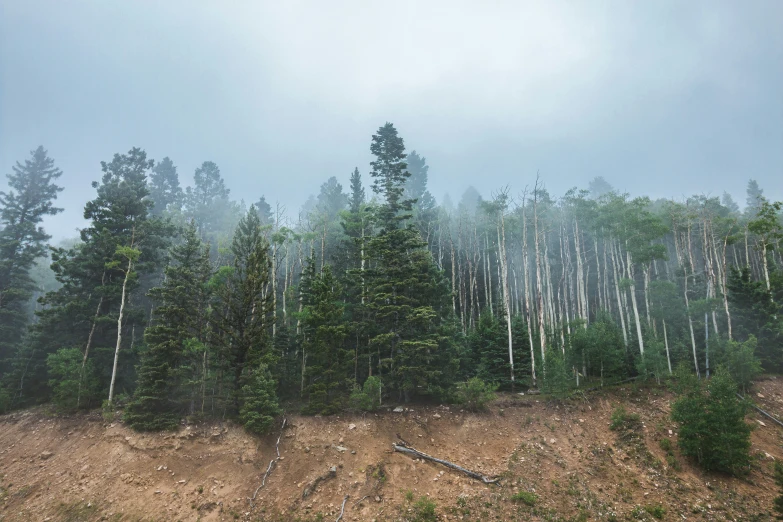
[{"xmin": 0, "ymin": 124, "xmax": 781, "ymax": 434}]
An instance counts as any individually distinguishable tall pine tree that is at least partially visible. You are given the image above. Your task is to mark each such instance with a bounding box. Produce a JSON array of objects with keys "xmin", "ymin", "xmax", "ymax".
[
  {"xmin": 124, "ymin": 222, "xmax": 212, "ymax": 430},
  {"xmin": 0, "ymin": 146, "xmax": 63, "ymax": 371}
]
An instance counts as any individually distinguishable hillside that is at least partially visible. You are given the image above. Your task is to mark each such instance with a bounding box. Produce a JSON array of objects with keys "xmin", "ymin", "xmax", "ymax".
[{"xmin": 2, "ymin": 380, "xmax": 783, "ymax": 522}]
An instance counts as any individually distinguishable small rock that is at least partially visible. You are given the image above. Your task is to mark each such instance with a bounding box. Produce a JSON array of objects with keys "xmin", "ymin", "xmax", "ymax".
[
  {"xmin": 550, "ymin": 438, "xmax": 556, "ymax": 444},
  {"xmin": 757, "ymin": 419, "xmax": 767, "ymax": 427},
  {"xmin": 335, "ymin": 446, "xmax": 348, "ymax": 453},
  {"xmin": 393, "ymin": 406, "xmax": 404, "ymax": 413},
  {"xmin": 375, "ymin": 495, "xmax": 381, "ymax": 502},
  {"xmin": 304, "ymin": 447, "xmax": 311, "ymax": 453},
  {"xmin": 433, "ymin": 413, "xmax": 441, "ymax": 419},
  {"xmin": 348, "ymin": 423, "xmax": 356, "ymax": 430},
  {"xmin": 757, "ymin": 393, "xmax": 765, "ymax": 399},
  {"xmin": 154, "ymin": 490, "xmax": 162, "ymax": 494},
  {"xmin": 39, "ymin": 451, "xmax": 54, "ymax": 460}
]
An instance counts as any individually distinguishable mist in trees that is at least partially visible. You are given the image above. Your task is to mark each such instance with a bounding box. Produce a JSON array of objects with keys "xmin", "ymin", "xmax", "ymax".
[{"xmin": 0, "ymin": 122, "xmax": 781, "ymax": 436}]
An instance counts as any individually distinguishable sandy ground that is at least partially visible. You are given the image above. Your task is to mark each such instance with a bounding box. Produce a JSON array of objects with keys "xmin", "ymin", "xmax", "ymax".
[{"xmin": 2, "ymin": 379, "xmax": 783, "ymax": 521}]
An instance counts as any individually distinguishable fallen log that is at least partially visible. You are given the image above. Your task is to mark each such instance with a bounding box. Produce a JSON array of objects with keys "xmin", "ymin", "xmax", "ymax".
[
  {"xmin": 391, "ymin": 441, "xmax": 500, "ymax": 484},
  {"xmin": 335, "ymin": 495, "xmax": 349, "ymax": 522}
]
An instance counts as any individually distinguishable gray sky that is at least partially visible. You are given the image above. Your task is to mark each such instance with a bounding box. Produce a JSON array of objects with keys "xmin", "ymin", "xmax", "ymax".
[{"xmin": 1, "ymin": 0, "xmax": 782, "ymax": 240}]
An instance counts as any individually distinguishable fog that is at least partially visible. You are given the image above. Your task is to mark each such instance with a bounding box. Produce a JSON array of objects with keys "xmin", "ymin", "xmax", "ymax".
[{"xmin": 1, "ymin": 0, "xmax": 781, "ymax": 240}]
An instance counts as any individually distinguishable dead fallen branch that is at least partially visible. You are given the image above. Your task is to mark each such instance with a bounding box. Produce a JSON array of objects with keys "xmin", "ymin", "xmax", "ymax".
[
  {"xmin": 302, "ymin": 466, "xmax": 337, "ymax": 499},
  {"xmin": 249, "ymin": 417, "xmax": 288, "ymax": 507},
  {"xmin": 392, "ymin": 441, "xmax": 500, "ymax": 484},
  {"xmin": 336, "ymin": 495, "xmax": 349, "ymax": 522}
]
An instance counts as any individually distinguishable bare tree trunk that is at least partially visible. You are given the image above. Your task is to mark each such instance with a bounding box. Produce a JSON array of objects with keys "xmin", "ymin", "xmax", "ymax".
[
  {"xmin": 626, "ymin": 251, "xmax": 645, "ymax": 356},
  {"xmin": 108, "ymin": 256, "xmax": 133, "ymax": 406},
  {"xmin": 534, "ymin": 183, "xmax": 546, "ymax": 362},
  {"xmin": 497, "ymin": 208, "xmax": 514, "ymax": 389},
  {"xmin": 662, "ymin": 318, "xmax": 672, "ymax": 374}
]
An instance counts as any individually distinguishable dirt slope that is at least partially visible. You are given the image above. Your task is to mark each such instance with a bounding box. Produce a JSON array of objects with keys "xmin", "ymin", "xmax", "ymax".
[{"xmin": 2, "ymin": 379, "xmax": 783, "ymax": 521}]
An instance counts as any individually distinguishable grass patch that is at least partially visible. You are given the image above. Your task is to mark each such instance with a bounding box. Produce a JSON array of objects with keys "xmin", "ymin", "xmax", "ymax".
[{"xmin": 511, "ymin": 490, "xmax": 538, "ymax": 506}]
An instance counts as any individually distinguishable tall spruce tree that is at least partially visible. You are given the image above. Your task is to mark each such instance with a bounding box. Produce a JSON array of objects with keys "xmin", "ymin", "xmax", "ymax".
[
  {"xmin": 0, "ymin": 146, "xmax": 63, "ymax": 371},
  {"xmin": 147, "ymin": 157, "xmax": 182, "ymax": 216},
  {"xmin": 366, "ymin": 123, "xmax": 455, "ymax": 402},
  {"xmin": 214, "ymin": 206, "xmax": 280, "ymax": 423},
  {"xmin": 124, "ymin": 222, "xmax": 212, "ymax": 430},
  {"xmin": 300, "ymin": 263, "xmax": 350, "ymax": 414}
]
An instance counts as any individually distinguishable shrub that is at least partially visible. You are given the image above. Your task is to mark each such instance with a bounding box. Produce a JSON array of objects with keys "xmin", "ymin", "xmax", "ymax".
[
  {"xmin": 540, "ymin": 347, "xmax": 571, "ymax": 397},
  {"xmin": 774, "ymin": 462, "xmax": 783, "ymax": 518},
  {"xmin": 610, "ymin": 406, "xmax": 640, "ymax": 431},
  {"xmin": 671, "ymin": 366, "xmax": 753, "ymax": 475},
  {"xmin": 47, "ymin": 347, "xmax": 99, "ymax": 411},
  {"xmin": 658, "ymin": 438, "xmax": 672, "ymax": 452},
  {"xmin": 348, "ymin": 376, "xmax": 382, "ymax": 412},
  {"xmin": 411, "ymin": 496, "xmax": 437, "ymax": 522},
  {"xmin": 724, "ymin": 335, "xmax": 762, "ymax": 394},
  {"xmin": 644, "ymin": 504, "xmax": 665, "ymax": 519},
  {"xmin": 239, "ymin": 364, "xmax": 282, "ymax": 435},
  {"xmin": 455, "ymin": 378, "xmax": 496, "ymax": 412},
  {"xmin": 511, "ymin": 491, "xmax": 538, "ymax": 506},
  {"xmin": 0, "ymin": 383, "xmax": 11, "ymax": 414}
]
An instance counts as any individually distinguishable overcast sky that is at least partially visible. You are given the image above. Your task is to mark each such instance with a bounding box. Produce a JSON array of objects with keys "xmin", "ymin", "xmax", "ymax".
[{"xmin": 1, "ymin": 0, "xmax": 781, "ymax": 240}]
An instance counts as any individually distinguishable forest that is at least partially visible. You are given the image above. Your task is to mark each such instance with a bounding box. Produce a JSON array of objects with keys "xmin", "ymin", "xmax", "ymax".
[{"xmin": 0, "ymin": 122, "xmax": 781, "ymax": 434}]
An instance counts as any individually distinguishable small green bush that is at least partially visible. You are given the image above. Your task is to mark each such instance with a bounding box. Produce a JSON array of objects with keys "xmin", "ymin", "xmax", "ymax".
[
  {"xmin": 658, "ymin": 438, "xmax": 672, "ymax": 452},
  {"xmin": 511, "ymin": 491, "xmax": 538, "ymax": 506},
  {"xmin": 610, "ymin": 406, "xmax": 640, "ymax": 431},
  {"xmin": 412, "ymin": 496, "xmax": 437, "ymax": 522},
  {"xmin": 671, "ymin": 366, "xmax": 753, "ymax": 475},
  {"xmin": 644, "ymin": 504, "xmax": 665, "ymax": 519},
  {"xmin": 455, "ymin": 378, "xmax": 497, "ymax": 412},
  {"xmin": 348, "ymin": 376, "xmax": 382, "ymax": 412}
]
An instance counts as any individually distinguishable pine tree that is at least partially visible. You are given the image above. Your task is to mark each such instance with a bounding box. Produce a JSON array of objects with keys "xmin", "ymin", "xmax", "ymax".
[
  {"xmin": 147, "ymin": 157, "xmax": 182, "ymax": 215},
  {"xmin": 300, "ymin": 264, "xmax": 350, "ymax": 414},
  {"xmin": 365, "ymin": 123, "xmax": 454, "ymax": 402},
  {"xmin": 124, "ymin": 222, "xmax": 212, "ymax": 430},
  {"xmin": 214, "ymin": 207, "xmax": 278, "ymax": 416},
  {"xmin": 0, "ymin": 146, "xmax": 63, "ymax": 370},
  {"xmin": 184, "ymin": 161, "xmax": 236, "ymax": 243},
  {"xmin": 255, "ymin": 195, "xmax": 274, "ymax": 226},
  {"xmin": 671, "ymin": 366, "xmax": 753, "ymax": 476}
]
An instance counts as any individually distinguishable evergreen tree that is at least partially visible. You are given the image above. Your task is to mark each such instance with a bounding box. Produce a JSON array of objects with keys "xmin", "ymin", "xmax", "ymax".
[
  {"xmin": 300, "ymin": 263, "xmax": 350, "ymax": 414},
  {"xmin": 588, "ymin": 176, "xmax": 614, "ymax": 199},
  {"xmin": 184, "ymin": 161, "xmax": 236, "ymax": 243},
  {"xmin": 255, "ymin": 195, "xmax": 274, "ymax": 226},
  {"xmin": 0, "ymin": 146, "xmax": 63, "ymax": 371},
  {"xmin": 147, "ymin": 157, "xmax": 182, "ymax": 215},
  {"xmin": 404, "ymin": 151, "xmax": 437, "ymax": 241},
  {"xmin": 214, "ymin": 207, "xmax": 278, "ymax": 416},
  {"xmin": 671, "ymin": 366, "xmax": 753, "ymax": 476},
  {"xmin": 365, "ymin": 123, "xmax": 454, "ymax": 402},
  {"xmin": 124, "ymin": 222, "xmax": 212, "ymax": 430},
  {"xmin": 745, "ymin": 179, "xmax": 764, "ymax": 217}
]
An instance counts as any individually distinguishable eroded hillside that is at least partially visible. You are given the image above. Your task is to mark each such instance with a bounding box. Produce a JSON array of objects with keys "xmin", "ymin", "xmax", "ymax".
[{"xmin": 2, "ymin": 380, "xmax": 783, "ymax": 521}]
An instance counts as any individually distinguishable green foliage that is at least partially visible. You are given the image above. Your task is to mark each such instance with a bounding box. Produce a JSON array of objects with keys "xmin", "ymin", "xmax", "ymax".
[
  {"xmin": 348, "ymin": 376, "xmax": 382, "ymax": 412},
  {"xmin": 0, "ymin": 383, "xmax": 11, "ymax": 414},
  {"xmin": 671, "ymin": 366, "xmax": 753, "ymax": 475},
  {"xmin": 723, "ymin": 335, "xmax": 762, "ymax": 394},
  {"xmin": 125, "ymin": 222, "xmax": 212, "ymax": 431},
  {"xmin": 454, "ymin": 378, "xmax": 497, "ymax": 412},
  {"xmin": 0, "ymin": 146, "xmax": 63, "ymax": 374},
  {"xmin": 511, "ymin": 490, "xmax": 538, "ymax": 506},
  {"xmin": 300, "ymin": 263, "xmax": 350, "ymax": 415},
  {"xmin": 46, "ymin": 347, "xmax": 99, "ymax": 411},
  {"xmin": 540, "ymin": 347, "xmax": 570, "ymax": 397},
  {"xmin": 773, "ymin": 461, "xmax": 783, "ymax": 518},
  {"xmin": 411, "ymin": 496, "xmax": 437, "ymax": 522},
  {"xmin": 610, "ymin": 406, "xmax": 640, "ymax": 431},
  {"xmin": 643, "ymin": 505, "xmax": 665, "ymax": 519},
  {"xmin": 239, "ymin": 364, "xmax": 282, "ymax": 435}
]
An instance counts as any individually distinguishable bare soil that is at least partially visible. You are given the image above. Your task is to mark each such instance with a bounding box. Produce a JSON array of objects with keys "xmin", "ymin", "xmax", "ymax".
[{"xmin": 2, "ymin": 378, "xmax": 783, "ymax": 521}]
